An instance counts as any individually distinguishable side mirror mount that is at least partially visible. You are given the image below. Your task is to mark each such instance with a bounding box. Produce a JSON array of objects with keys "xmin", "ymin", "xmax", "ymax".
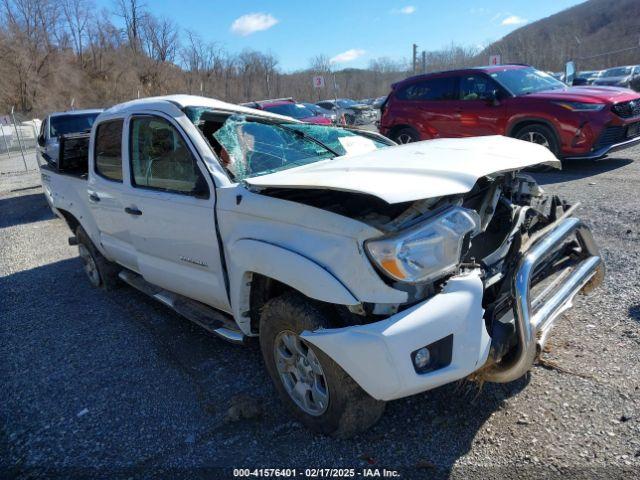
[
  {"xmin": 191, "ymin": 174, "xmax": 210, "ymax": 200},
  {"xmin": 487, "ymin": 89, "xmax": 500, "ymax": 106}
]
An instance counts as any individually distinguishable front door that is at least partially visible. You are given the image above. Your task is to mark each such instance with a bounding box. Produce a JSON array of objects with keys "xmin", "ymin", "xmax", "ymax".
[
  {"xmin": 455, "ymin": 73, "xmax": 506, "ymax": 137},
  {"xmin": 122, "ymin": 114, "xmax": 230, "ymax": 312}
]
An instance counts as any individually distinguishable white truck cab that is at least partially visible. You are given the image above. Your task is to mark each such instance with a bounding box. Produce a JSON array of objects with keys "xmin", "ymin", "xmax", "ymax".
[{"xmin": 39, "ymin": 95, "xmax": 604, "ymax": 437}]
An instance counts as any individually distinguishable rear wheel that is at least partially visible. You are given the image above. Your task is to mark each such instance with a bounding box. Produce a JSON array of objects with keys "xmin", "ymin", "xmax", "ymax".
[
  {"xmin": 260, "ymin": 292, "xmax": 385, "ymax": 437},
  {"xmin": 392, "ymin": 126, "xmax": 420, "ymax": 144},
  {"xmin": 513, "ymin": 124, "xmax": 560, "ymax": 157},
  {"xmin": 76, "ymin": 226, "xmax": 120, "ymax": 290}
]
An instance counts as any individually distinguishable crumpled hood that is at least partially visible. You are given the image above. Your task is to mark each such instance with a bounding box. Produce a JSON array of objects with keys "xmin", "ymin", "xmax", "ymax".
[{"xmin": 246, "ymin": 135, "xmax": 560, "ymax": 204}]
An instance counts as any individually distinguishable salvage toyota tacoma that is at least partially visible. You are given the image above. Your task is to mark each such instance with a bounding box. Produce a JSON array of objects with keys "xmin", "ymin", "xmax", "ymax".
[{"xmin": 39, "ymin": 95, "xmax": 604, "ymax": 437}]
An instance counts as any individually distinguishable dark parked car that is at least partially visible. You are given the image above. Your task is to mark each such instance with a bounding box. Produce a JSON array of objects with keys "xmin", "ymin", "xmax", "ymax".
[
  {"xmin": 300, "ymin": 102, "xmax": 337, "ymax": 123},
  {"xmin": 316, "ymin": 98, "xmax": 378, "ymax": 126},
  {"xmin": 379, "ymin": 64, "xmax": 640, "ymax": 160},
  {"xmin": 592, "ymin": 65, "xmax": 640, "ymax": 88},
  {"xmin": 243, "ymin": 98, "xmax": 332, "ymax": 125}
]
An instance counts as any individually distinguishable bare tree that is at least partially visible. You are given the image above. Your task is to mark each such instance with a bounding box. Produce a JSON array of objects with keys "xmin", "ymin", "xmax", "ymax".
[
  {"xmin": 61, "ymin": 0, "xmax": 91, "ymax": 65},
  {"xmin": 113, "ymin": 0, "xmax": 145, "ymax": 52}
]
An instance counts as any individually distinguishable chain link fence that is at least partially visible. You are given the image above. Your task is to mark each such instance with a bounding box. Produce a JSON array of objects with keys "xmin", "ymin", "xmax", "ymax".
[{"xmin": 0, "ymin": 113, "xmax": 40, "ymax": 175}]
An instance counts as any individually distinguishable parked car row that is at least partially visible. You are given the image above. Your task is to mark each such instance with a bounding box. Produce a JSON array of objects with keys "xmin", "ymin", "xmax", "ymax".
[
  {"xmin": 242, "ymin": 97, "xmax": 380, "ymax": 127},
  {"xmin": 379, "ymin": 64, "xmax": 640, "ymax": 161},
  {"xmin": 555, "ymin": 65, "xmax": 640, "ymax": 89}
]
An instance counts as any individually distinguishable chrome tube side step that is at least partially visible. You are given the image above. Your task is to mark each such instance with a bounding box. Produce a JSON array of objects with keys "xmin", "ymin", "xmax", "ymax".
[
  {"xmin": 484, "ymin": 217, "xmax": 604, "ymax": 383},
  {"xmin": 118, "ymin": 270, "xmax": 245, "ymax": 345}
]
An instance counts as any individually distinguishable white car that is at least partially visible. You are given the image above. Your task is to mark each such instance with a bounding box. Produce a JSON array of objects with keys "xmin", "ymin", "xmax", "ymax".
[
  {"xmin": 37, "ymin": 109, "xmax": 102, "ymax": 165},
  {"xmin": 39, "ymin": 95, "xmax": 604, "ymax": 437}
]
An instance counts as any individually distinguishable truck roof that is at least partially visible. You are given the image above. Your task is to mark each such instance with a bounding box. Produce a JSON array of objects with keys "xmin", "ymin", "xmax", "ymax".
[
  {"xmin": 48, "ymin": 109, "xmax": 103, "ymax": 118},
  {"xmin": 103, "ymin": 94, "xmax": 296, "ymax": 123}
]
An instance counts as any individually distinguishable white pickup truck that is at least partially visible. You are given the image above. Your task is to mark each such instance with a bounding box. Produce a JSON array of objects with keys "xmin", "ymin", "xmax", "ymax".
[{"xmin": 40, "ymin": 95, "xmax": 604, "ymax": 437}]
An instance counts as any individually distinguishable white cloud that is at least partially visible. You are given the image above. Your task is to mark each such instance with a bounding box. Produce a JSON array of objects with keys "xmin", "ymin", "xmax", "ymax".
[
  {"xmin": 391, "ymin": 5, "xmax": 416, "ymax": 14},
  {"xmin": 330, "ymin": 49, "xmax": 366, "ymax": 64},
  {"xmin": 230, "ymin": 13, "xmax": 278, "ymax": 36},
  {"xmin": 501, "ymin": 15, "xmax": 527, "ymax": 26}
]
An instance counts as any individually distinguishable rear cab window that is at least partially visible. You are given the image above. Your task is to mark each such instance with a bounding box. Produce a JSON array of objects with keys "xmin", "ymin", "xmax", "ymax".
[
  {"xmin": 94, "ymin": 120, "xmax": 124, "ymax": 182},
  {"xmin": 50, "ymin": 113, "xmax": 99, "ymax": 138}
]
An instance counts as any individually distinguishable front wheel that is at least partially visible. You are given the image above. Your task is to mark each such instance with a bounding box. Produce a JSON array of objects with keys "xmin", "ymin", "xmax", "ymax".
[
  {"xmin": 513, "ymin": 124, "xmax": 560, "ymax": 157},
  {"xmin": 260, "ymin": 292, "xmax": 385, "ymax": 437},
  {"xmin": 392, "ymin": 126, "xmax": 420, "ymax": 144}
]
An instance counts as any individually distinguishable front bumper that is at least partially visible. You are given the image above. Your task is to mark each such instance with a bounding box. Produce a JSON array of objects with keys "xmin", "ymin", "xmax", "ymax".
[
  {"xmin": 564, "ymin": 132, "xmax": 640, "ymax": 160},
  {"xmin": 302, "ymin": 217, "xmax": 604, "ymax": 401}
]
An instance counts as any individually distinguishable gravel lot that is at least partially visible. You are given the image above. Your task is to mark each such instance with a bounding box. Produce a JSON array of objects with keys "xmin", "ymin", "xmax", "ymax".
[{"xmin": 1, "ymin": 148, "xmax": 639, "ymax": 479}]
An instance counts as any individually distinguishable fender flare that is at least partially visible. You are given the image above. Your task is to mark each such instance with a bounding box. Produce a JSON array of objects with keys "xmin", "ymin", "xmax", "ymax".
[{"xmin": 228, "ymin": 238, "xmax": 359, "ymax": 332}]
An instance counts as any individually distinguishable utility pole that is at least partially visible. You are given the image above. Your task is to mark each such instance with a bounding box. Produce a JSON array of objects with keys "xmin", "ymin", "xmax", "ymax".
[
  {"xmin": 422, "ymin": 50, "xmax": 426, "ymax": 74},
  {"xmin": 412, "ymin": 43, "xmax": 418, "ymax": 74}
]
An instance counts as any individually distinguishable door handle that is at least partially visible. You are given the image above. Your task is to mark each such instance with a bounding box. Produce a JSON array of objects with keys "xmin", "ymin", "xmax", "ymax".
[
  {"xmin": 88, "ymin": 193, "xmax": 100, "ymax": 202},
  {"xmin": 124, "ymin": 207, "xmax": 143, "ymax": 216}
]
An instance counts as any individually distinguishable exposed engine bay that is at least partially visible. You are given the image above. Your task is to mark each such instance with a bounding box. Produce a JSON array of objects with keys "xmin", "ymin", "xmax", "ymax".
[{"xmin": 261, "ymin": 172, "xmax": 581, "ymax": 362}]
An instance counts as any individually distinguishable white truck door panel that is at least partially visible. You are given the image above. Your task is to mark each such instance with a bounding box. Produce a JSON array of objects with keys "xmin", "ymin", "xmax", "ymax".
[
  {"xmin": 123, "ymin": 114, "xmax": 229, "ymax": 312},
  {"xmin": 88, "ymin": 119, "xmax": 138, "ymax": 270}
]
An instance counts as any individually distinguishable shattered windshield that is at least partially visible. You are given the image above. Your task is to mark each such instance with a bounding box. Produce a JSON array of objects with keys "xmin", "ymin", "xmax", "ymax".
[{"xmin": 189, "ymin": 111, "xmax": 390, "ymax": 181}]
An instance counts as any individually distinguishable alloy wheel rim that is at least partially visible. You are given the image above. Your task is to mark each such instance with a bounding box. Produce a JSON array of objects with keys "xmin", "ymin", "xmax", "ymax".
[
  {"xmin": 78, "ymin": 244, "xmax": 100, "ymax": 287},
  {"xmin": 274, "ymin": 330, "xmax": 329, "ymax": 416},
  {"xmin": 519, "ymin": 131, "xmax": 550, "ymax": 149},
  {"xmin": 397, "ymin": 133, "xmax": 414, "ymax": 144}
]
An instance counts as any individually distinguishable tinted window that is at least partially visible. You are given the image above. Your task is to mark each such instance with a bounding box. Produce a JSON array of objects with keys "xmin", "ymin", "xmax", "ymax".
[
  {"xmin": 50, "ymin": 113, "xmax": 99, "ymax": 137},
  {"xmin": 130, "ymin": 116, "xmax": 206, "ymax": 196},
  {"xmin": 460, "ymin": 74, "xmax": 499, "ymax": 100},
  {"xmin": 94, "ymin": 120, "xmax": 123, "ymax": 181},
  {"xmin": 317, "ymin": 102, "xmax": 334, "ymax": 110},
  {"xmin": 396, "ymin": 77, "xmax": 457, "ymax": 101}
]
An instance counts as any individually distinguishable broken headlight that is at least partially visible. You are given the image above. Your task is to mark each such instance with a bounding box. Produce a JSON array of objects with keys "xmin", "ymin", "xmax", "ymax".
[{"xmin": 365, "ymin": 207, "xmax": 480, "ymax": 284}]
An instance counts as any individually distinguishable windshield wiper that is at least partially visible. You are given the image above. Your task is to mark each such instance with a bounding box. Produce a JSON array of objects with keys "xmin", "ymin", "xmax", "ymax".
[{"xmin": 258, "ymin": 121, "xmax": 341, "ymax": 157}]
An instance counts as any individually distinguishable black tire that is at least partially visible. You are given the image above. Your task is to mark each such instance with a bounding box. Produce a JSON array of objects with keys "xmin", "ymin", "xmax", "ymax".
[
  {"xmin": 513, "ymin": 123, "xmax": 560, "ymax": 157},
  {"xmin": 260, "ymin": 292, "xmax": 385, "ymax": 438},
  {"xmin": 76, "ymin": 226, "xmax": 120, "ymax": 290},
  {"xmin": 392, "ymin": 126, "xmax": 420, "ymax": 144}
]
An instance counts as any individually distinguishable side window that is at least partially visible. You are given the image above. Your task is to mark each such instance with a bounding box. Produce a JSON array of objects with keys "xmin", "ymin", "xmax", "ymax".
[
  {"xmin": 130, "ymin": 116, "xmax": 208, "ymax": 197},
  {"xmin": 317, "ymin": 102, "xmax": 333, "ymax": 110},
  {"xmin": 460, "ymin": 74, "xmax": 499, "ymax": 101},
  {"xmin": 94, "ymin": 120, "xmax": 123, "ymax": 182},
  {"xmin": 396, "ymin": 77, "xmax": 457, "ymax": 101}
]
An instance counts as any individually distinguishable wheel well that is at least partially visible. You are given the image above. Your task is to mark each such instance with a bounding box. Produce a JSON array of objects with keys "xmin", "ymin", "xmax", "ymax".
[
  {"xmin": 508, "ymin": 119, "xmax": 558, "ymax": 141},
  {"xmin": 57, "ymin": 209, "xmax": 80, "ymax": 233},
  {"xmin": 248, "ymin": 273, "xmax": 292, "ymax": 334},
  {"xmin": 247, "ymin": 273, "xmax": 361, "ymax": 334},
  {"xmin": 387, "ymin": 124, "xmax": 415, "ymax": 139}
]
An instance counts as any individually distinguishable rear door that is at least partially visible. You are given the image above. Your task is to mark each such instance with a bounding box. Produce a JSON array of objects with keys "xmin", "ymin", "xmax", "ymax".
[
  {"xmin": 455, "ymin": 73, "xmax": 507, "ymax": 136},
  {"xmin": 394, "ymin": 76, "xmax": 460, "ymax": 139},
  {"xmin": 121, "ymin": 113, "xmax": 229, "ymax": 311},
  {"xmin": 87, "ymin": 118, "xmax": 138, "ymax": 269}
]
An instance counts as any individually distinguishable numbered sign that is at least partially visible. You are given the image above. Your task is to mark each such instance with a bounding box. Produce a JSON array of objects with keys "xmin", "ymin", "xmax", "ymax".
[
  {"xmin": 313, "ymin": 76, "xmax": 325, "ymax": 89},
  {"xmin": 489, "ymin": 54, "xmax": 501, "ymax": 66}
]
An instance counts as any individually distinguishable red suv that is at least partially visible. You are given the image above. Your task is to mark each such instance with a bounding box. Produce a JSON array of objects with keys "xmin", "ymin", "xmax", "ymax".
[{"xmin": 380, "ymin": 65, "xmax": 640, "ymax": 160}]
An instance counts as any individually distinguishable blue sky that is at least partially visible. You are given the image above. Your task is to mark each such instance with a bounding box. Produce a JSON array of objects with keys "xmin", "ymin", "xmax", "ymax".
[{"xmin": 97, "ymin": 0, "xmax": 584, "ymax": 71}]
